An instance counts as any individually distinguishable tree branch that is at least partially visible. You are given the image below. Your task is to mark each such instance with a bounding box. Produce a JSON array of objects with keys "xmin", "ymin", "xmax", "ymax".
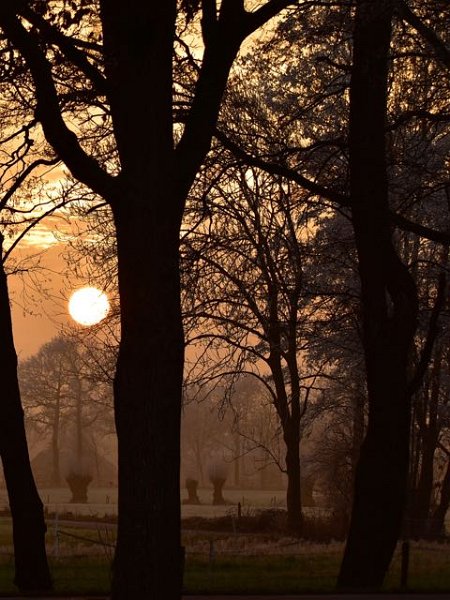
[
  {"xmin": 19, "ymin": 5, "xmax": 108, "ymax": 95},
  {"xmin": 0, "ymin": 10, "xmax": 117, "ymax": 202},
  {"xmin": 408, "ymin": 272, "xmax": 447, "ymax": 396},
  {"xmin": 398, "ymin": 1, "xmax": 450, "ymax": 70},
  {"xmin": 0, "ymin": 157, "xmax": 60, "ymax": 211},
  {"xmin": 215, "ymin": 128, "xmax": 349, "ymax": 205},
  {"xmin": 391, "ymin": 212, "xmax": 450, "ymax": 245},
  {"xmin": 215, "ymin": 129, "xmax": 450, "ymax": 246},
  {"xmin": 175, "ymin": 0, "xmax": 299, "ymax": 196}
]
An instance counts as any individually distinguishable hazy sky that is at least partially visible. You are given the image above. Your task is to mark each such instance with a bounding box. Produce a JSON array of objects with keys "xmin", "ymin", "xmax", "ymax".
[{"xmin": 9, "ymin": 224, "xmax": 88, "ymax": 358}]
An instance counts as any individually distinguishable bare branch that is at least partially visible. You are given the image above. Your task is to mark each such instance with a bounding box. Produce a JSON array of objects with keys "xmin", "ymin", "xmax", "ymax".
[
  {"xmin": 0, "ymin": 10, "xmax": 116, "ymax": 202},
  {"xmin": 0, "ymin": 157, "xmax": 60, "ymax": 211},
  {"xmin": 408, "ymin": 272, "xmax": 447, "ymax": 396},
  {"xmin": 398, "ymin": 1, "xmax": 450, "ymax": 70},
  {"xmin": 19, "ymin": 5, "xmax": 108, "ymax": 95}
]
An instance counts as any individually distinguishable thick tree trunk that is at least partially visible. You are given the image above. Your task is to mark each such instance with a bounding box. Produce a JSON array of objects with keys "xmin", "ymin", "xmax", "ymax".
[
  {"xmin": 339, "ymin": 380, "xmax": 412, "ymax": 587},
  {"xmin": 0, "ymin": 241, "xmax": 52, "ymax": 591},
  {"xmin": 338, "ymin": 0, "xmax": 418, "ymax": 589},
  {"xmin": 111, "ymin": 205, "xmax": 184, "ymax": 599},
  {"xmin": 284, "ymin": 427, "xmax": 303, "ymax": 534},
  {"xmin": 101, "ymin": 5, "xmax": 183, "ymax": 596},
  {"xmin": 351, "ymin": 387, "xmax": 365, "ymax": 473}
]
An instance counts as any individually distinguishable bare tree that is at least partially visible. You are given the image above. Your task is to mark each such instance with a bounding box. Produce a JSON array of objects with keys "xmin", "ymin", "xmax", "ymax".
[
  {"xmin": 20, "ymin": 335, "xmax": 114, "ymax": 489},
  {"xmin": 0, "ymin": 2, "xmax": 297, "ymax": 596},
  {"xmin": 184, "ymin": 166, "xmax": 327, "ymax": 532},
  {"xmin": 0, "ymin": 77, "xmax": 62, "ymax": 590},
  {"xmin": 0, "ymin": 236, "xmax": 52, "ymax": 590},
  {"xmin": 211, "ymin": 1, "xmax": 450, "ymax": 586}
]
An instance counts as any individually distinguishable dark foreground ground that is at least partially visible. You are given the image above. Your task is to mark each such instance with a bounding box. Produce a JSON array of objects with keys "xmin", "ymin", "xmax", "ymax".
[{"xmin": 1, "ymin": 594, "xmax": 450, "ymax": 600}]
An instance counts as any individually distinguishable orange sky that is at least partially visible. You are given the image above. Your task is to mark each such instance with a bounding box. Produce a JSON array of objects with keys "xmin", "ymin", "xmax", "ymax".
[{"xmin": 8, "ymin": 227, "xmax": 88, "ymax": 359}]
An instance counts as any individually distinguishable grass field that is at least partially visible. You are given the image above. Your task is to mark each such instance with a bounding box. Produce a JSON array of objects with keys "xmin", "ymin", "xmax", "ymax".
[
  {"xmin": 0, "ymin": 488, "xmax": 448, "ymax": 595},
  {"xmin": 0, "ymin": 542, "xmax": 448, "ymax": 595},
  {"xmin": 0, "ymin": 515, "xmax": 449, "ymax": 595}
]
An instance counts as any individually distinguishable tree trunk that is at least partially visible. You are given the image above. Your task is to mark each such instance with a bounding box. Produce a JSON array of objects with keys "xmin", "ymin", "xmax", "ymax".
[
  {"xmin": 269, "ymin": 351, "xmax": 303, "ymax": 534},
  {"xmin": 100, "ymin": 4, "xmax": 184, "ymax": 596},
  {"xmin": 410, "ymin": 348, "xmax": 441, "ymax": 536},
  {"xmin": 50, "ymin": 424, "xmax": 61, "ymax": 486},
  {"xmin": 430, "ymin": 457, "xmax": 450, "ymax": 537},
  {"xmin": 284, "ymin": 426, "xmax": 302, "ymax": 534},
  {"xmin": 351, "ymin": 386, "xmax": 365, "ymax": 474},
  {"xmin": 51, "ymin": 385, "xmax": 61, "ymax": 486},
  {"xmin": 0, "ymin": 239, "xmax": 52, "ymax": 591},
  {"xmin": 412, "ymin": 434, "xmax": 437, "ymax": 536},
  {"xmin": 234, "ymin": 432, "xmax": 240, "ymax": 487},
  {"xmin": 111, "ymin": 205, "xmax": 184, "ymax": 599},
  {"xmin": 338, "ymin": 0, "xmax": 418, "ymax": 589},
  {"xmin": 184, "ymin": 478, "xmax": 200, "ymax": 504},
  {"xmin": 74, "ymin": 374, "xmax": 84, "ymax": 467}
]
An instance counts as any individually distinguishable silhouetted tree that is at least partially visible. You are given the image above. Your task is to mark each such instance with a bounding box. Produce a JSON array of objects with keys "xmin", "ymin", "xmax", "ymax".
[
  {"xmin": 20, "ymin": 335, "xmax": 113, "ymax": 489},
  {"xmin": 184, "ymin": 167, "xmax": 326, "ymax": 533},
  {"xmin": 0, "ymin": 98, "xmax": 59, "ymax": 591},
  {"xmin": 0, "ymin": 236, "xmax": 52, "ymax": 591},
  {"xmin": 212, "ymin": 1, "xmax": 450, "ymax": 585},
  {"xmin": 337, "ymin": 0, "xmax": 419, "ymax": 588},
  {"xmin": 0, "ymin": 2, "xmax": 296, "ymax": 597}
]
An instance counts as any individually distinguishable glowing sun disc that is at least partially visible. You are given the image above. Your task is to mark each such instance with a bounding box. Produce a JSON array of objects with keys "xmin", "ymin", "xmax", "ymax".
[{"xmin": 69, "ymin": 287, "xmax": 109, "ymax": 326}]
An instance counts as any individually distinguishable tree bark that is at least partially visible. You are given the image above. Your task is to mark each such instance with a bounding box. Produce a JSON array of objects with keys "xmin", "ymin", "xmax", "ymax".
[
  {"xmin": 284, "ymin": 426, "xmax": 303, "ymax": 534},
  {"xmin": 98, "ymin": 4, "xmax": 185, "ymax": 596},
  {"xmin": 0, "ymin": 237, "xmax": 52, "ymax": 591},
  {"xmin": 111, "ymin": 202, "xmax": 184, "ymax": 599},
  {"xmin": 338, "ymin": 0, "xmax": 418, "ymax": 590}
]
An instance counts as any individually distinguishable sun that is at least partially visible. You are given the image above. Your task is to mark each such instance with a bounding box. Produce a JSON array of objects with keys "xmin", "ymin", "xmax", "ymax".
[{"xmin": 68, "ymin": 287, "xmax": 110, "ymax": 326}]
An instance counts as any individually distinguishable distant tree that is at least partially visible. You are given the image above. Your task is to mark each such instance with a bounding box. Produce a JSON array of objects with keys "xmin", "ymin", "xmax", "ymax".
[
  {"xmin": 225, "ymin": 376, "xmax": 285, "ymax": 491},
  {"xmin": 20, "ymin": 338, "xmax": 70, "ymax": 486},
  {"xmin": 184, "ymin": 166, "xmax": 327, "ymax": 533},
  {"xmin": 20, "ymin": 335, "xmax": 113, "ymax": 487},
  {"xmin": 181, "ymin": 390, "xmax": 225, "ymax": 487},
  {"xmin": 207, "ymin": 460, "xmax": 228, "ymax": 505}
]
